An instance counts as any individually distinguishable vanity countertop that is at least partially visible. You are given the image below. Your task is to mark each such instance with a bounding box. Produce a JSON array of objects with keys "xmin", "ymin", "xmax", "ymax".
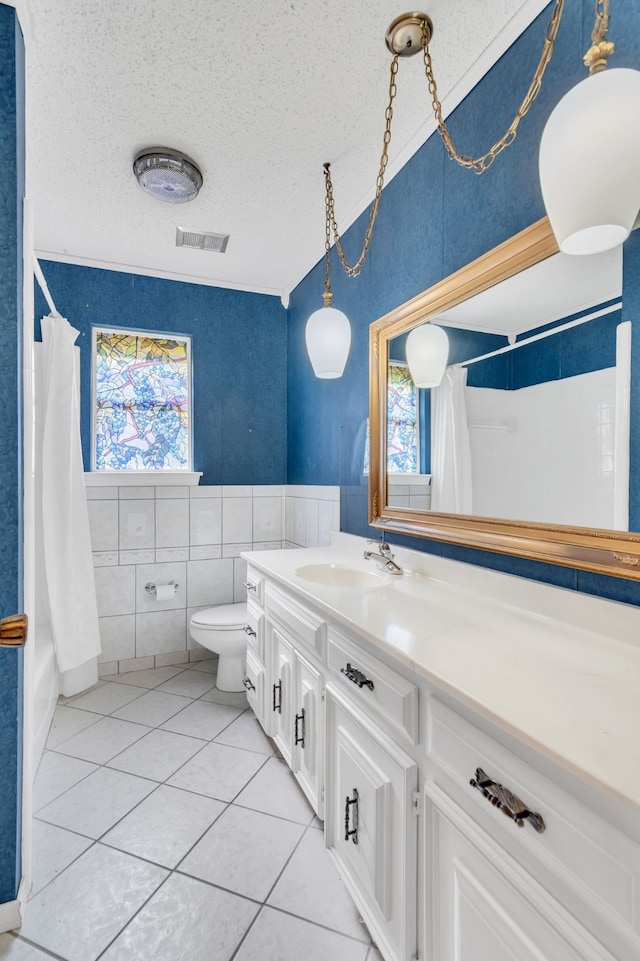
[{"xmin": 243, "ymin": 535, "xmax": 640, "ymax": 816}]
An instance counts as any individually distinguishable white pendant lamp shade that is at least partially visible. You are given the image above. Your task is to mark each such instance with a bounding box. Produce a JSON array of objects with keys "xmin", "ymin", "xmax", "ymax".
[
  {"xmin": 305, "ymin": 304, "xmax": 352, "ymax": 379},
  {"xmin": 405, "ymin": 323, "xmax": 449, "ymax": 388},
  {"xmin": 539, "ymin": 68, "xmax": 640, "ymax": 255}
]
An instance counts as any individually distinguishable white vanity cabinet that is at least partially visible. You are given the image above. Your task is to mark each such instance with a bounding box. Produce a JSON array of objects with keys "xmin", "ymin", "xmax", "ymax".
[
  {"xmin": 325, "ymin": 684, "xmax": 418, "ymax": 961},
  {"xmin": 293, "ymin": 649, "xmax": 323, "ymax": 816},
  {"xmin": 246, "ymin": 567, "xmax": 326, "ymax": 816},
  {"xmin": 270, "ymin": 622, "xmax": 295, "ymax": 763},
  {"xmin": 243, "ymin": 550, "xmax": 640, "ymax": 961},
  {"xmin": 427, "ymin": 801, "xmax": 601, "ymax": 961}
]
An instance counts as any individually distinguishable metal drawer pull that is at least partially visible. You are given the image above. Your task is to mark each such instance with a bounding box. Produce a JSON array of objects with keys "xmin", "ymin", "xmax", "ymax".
[
  {"xmin": 243, "ymin": 624, "xmax": 256, "ymax": 637},
  {"xmin": 272, "ymin": 680, "xmax": 282, "ymax": 713},
  {"xmin": 243, "ymin": 581, "xmax": 257, "ymax": 593},
  {"xmin": 294, "ymin": 708, "xmax": 305, "ymax": 748},
  {"xmin": 341, "ymin": 662, "xmax": 374, "ymax": 690},
  {"xmin": 344, "ymin": 788, "xmax": 359, "ymax": 844},
  {"xmin": 242, "ymin": 676, "xmax": 255, "ymax": 692},
  {"xmin": 470, "ymin": 767, "xmax": 546, "ymax": 833}
]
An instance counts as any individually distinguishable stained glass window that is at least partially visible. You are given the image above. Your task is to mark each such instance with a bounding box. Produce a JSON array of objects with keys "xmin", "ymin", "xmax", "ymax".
[
  {"xmin": 387, "ymin": 363, "xmax": 419, "ymax": 473},
  {"xmin": 93, "ymin": 328, "xmax": 191, "ymax": 471}
]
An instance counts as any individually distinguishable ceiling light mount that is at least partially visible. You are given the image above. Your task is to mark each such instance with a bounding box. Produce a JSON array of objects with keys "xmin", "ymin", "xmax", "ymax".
[
  {"xmin": 385, "ymin": 12, "xmax": 433, "ymax": 57},
  {"xmin": 133, "ymin": 147, "xmax": 203, "ymax": 204}
]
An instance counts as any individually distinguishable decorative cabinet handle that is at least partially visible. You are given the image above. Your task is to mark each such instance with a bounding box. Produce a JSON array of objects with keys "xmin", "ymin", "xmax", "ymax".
[
  {"xmin": 242, "ymin": 676, "xmax": 255, "ymax": 692},
  {"xmin": 470, "ymin": 767, "xmax": 546, "ymax": 833},
  {"xmin": 243, "ymin": 624, "xmax": 256, "ymax": 637},
  {"xmin": 344, "ymin": 788, "xmax": 359, "ymax": 844},
  {"xmin": 272, "ymin": 680, "xmax": 282, "ymax": 713},
  {"xmin": 341, "ymin": 662, "xmax": 375, "ymax": 691},
  {"xmin": 243, "ymin": 581, "xmax": 257, "ymax": 593},
  {"xmin": 294, "ymin": 709, "xmax": 305, "ymax": 748}
]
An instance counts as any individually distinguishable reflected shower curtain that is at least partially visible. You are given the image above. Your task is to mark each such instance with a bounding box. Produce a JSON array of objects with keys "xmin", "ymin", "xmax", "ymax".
[
  {"xmin": 431, "ymin": 366, "xmax": 473, "ymax": 514},
  {"xmin": 41, "ymin": 315, "xmax": 101, "ymax": 687}
]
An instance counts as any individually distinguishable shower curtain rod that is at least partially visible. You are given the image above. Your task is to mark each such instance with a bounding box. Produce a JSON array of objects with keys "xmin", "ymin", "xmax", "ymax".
[
  {"xmin": 453, "ymin": 301, "xmax": 622, "ymax": 370},
  {"xmin": 32, "ymin": 257, "xmax": 63, "ymax": 318}
]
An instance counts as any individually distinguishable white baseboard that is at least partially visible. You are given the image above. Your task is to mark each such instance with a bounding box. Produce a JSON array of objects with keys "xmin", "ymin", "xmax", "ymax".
[{"xmin": 0, "ymin": 896, "xmax": 23, "ymax": 934}]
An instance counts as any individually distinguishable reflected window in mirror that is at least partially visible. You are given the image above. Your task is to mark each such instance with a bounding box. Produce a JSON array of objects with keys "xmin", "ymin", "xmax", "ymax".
[
  {"xmin": 386, "ymin": 359, "xmax": 432, "ymax": 511},
  {"xmin": 387, "ymin": 363, "xmax": 419, "ymax": 473}
]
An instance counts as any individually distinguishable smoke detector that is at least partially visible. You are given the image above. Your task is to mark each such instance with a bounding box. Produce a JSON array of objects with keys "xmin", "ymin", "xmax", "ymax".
[
  {"xmin": 133, "ymin": 148, "xmax": 203, "ymax": 204},
  {"xmin": 176, "ymin": 228, "xmax": 229, "ymax": 253}
]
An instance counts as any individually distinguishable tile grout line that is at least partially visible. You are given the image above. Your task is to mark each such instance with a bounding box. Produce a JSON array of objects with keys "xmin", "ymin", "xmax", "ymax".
[{"xmin": 29, "ymin": 676, "xmax": 367, "ymax": 960}]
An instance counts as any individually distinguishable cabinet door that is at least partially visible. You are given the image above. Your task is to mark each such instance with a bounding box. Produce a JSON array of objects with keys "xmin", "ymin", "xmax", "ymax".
[
  {"xmin": 243, "ymin": 647, "xmax": 264, "ymax": 726},
  {"xmin": 292, "ymin": 650, "xmax": 323, "ymax": 818},
  {"xmin": 427, "ymin": 798, "xmax": 615, "ymax": 961},
  {"xmin": 272, "ymin": 626, "xmax": 294, "ymax": 765},
  {"xmin": 325, "ymin": 684, "xmax": 418, "ymax": 961}
]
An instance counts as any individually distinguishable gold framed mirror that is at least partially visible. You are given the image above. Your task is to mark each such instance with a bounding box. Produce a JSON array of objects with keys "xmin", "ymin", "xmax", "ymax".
[{"xmin": 368, "ymin": 217, "xmax": 640, "ymax": 580}]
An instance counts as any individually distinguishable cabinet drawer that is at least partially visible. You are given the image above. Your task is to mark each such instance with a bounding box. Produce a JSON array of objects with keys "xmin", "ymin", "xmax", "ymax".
[
  {"xmin": 328, "ymin": 628, "xmax": 419, "ymax": 745},
  {"xmin": 244, "ymin": 597, "xmax": 263, "ymax": 659},
  {"xmin": 264, "ymin": 582, "xmax": 325, "ymax": 657},
  {"xmin": 243, "ymin": 565, "xmax": 264, "ymax": 606},
  {"xmin": 427, "ymin": 698, "xmax": 640, "ymax": 954}
]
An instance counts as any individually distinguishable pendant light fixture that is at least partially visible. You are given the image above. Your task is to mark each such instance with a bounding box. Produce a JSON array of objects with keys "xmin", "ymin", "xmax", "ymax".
[
  {"xmin": 305, "ymin": 164, "xmax": 351, "ymax": 379},
  {"xmin": 307, "ymin": 6, "xmax": 565, "ymax": 379},
  {"xmin": 405, "ymin": 323, "xmax": 449, "ymax": 388},
  {"xmin": 539, "ymin": 1, "xmax": 640, "ymax": 255},
  {"xmin": 315, "ymin": 4, "xmax": 565, "ymax": 279},
  {"xmin": 307, "ymin": 2, "xmax": 636, "ymax": 380}
]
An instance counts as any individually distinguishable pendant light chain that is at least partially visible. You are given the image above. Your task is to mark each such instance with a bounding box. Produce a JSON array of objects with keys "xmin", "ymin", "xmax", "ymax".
[
  {"xmin": 421, "ymin": 0, "xmax": 565, "ymax": 174},
  {"xmin": 322, "ymin": 164, "xmax": 333, "ymax": 304},
  {"xmin": 585, "ymin": 0, "xmax": 614, "ymax": 73},
  {"xmin": 324, "ymin": 55, "xmax": 400, "ymax": 278}
]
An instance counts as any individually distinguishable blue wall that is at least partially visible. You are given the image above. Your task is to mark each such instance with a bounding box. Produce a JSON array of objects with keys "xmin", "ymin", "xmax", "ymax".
[
  {"xmin": 287, "ymin": 1, "xmax": 640, "ymax": 607},
  {"xmin": 34, "ymin": 263, "xmax": 288, "ymax": 486},
  {"xmin": 0, "ymin": 4, "xmax": 24, "ymax": 906}
]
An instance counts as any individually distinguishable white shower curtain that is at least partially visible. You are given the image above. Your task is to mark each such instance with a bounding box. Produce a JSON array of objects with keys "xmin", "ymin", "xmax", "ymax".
[
  {"xmin": 431, "ymin": 366, "xmax": 473, "ymax": 514},
  {"xmin": 41, "ymin": 315, "xmax": 101, "ymax": 689}
]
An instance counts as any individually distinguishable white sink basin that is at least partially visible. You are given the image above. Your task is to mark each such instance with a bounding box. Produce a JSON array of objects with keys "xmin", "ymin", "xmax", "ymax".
[{"xmin": 294, "ymin": 563, "xmax": 386, "ymax": 589}]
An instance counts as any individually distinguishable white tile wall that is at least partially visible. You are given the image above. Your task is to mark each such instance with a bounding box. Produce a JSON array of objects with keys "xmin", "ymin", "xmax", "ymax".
[
  {"xmin": 285, "ymin": 486, "xmax": 340, "ymax": 549},
  {"xmin": 89, "ymin": 484, "xmax": 341, "ymax": 670},
  {"xmin": 466, "ymin": 369, "xmax": 617, "ymax": 529}
]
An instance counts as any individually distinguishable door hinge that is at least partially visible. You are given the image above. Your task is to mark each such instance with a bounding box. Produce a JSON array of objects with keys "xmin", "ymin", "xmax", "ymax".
[
  {"xmin": 321, "ymin": 687, "xmax": 326, "ymax": 702},
  {"xmin": 412, "ymin": 791, "xmax": 423, "ymax": 815},
  {"xmin": 320, "ymin": 787, "xmax": 325, "ymax": 803}
]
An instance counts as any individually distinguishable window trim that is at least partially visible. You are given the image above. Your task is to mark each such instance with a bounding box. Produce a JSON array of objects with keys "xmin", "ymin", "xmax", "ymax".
[{"xmin": 91, "ymin": 325, "xmax": 194, "ymax": 473}]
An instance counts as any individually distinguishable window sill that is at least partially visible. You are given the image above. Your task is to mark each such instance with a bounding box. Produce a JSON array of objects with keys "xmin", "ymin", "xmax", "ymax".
[
  {"xmin": 387, "ymin": 472, "xmax": 431, "ymax": 486},
  {"xmin": 84, "ymin": 471, "xmax": 203, "ymax": 487}
]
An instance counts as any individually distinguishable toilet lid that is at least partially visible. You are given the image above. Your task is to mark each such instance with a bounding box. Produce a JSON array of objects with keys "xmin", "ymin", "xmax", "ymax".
[{"xmin": 190, "ymin": 602, "xmax": 248, "ymax": 631}]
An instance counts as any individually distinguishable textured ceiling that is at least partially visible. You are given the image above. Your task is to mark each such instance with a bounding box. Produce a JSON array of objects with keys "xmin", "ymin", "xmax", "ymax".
[{"xmin": 26, "ymin": 0, "xmax": 547, "ymax": 300}]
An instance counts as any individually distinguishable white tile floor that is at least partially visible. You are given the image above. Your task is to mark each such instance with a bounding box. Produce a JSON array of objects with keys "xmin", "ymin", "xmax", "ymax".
[{"xmin": 0, "ymin": 661, "xmax": 384, "ymax": 961}]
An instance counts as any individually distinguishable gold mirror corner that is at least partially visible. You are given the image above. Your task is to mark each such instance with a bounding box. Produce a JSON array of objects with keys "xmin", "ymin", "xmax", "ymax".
[{"xmin": 368, "ymin": 216, "xmax": 640, "ymax": 580}]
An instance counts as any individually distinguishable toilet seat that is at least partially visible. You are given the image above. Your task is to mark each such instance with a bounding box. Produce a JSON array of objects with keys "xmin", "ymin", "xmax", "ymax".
[{"xmin": 190, "ymin": 602, "xmax": 247, "ymax": 631}]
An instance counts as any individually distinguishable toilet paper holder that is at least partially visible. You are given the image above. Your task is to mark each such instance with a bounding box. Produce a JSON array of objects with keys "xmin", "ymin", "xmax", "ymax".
[{"xmin": 145, "ymin": 580, "xmax": 179, "ymax": 596}]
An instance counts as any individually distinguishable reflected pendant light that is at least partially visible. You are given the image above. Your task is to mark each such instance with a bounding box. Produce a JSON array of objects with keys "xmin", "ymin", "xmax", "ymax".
[
  {"xmin": 539, "ymin": 2, "xmax": 640, "ymax": 255},
  {"xmin": 305, "ymin": 165, "xmax": 351, "ymax": 379},
  {"xmin": 405, "ymin": 323, "xmax": 449, "ymax": 388}
]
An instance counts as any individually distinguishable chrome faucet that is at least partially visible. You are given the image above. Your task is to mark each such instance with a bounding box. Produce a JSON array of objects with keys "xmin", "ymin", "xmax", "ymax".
[{"xmin": 363, "ymin": 540, "xmax": 403, "ymax": 575}]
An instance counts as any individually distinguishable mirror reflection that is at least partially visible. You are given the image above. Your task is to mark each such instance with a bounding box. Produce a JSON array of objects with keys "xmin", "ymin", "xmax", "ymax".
[{"xmin": 386, "ymin": 246, "xmax": 627, "ymax": 531}]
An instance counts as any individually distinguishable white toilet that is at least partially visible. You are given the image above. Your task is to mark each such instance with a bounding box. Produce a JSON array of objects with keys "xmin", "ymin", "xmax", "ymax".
[{"xmin": 188, "ymin": 602, "xmax": 248, "ymax": 692}]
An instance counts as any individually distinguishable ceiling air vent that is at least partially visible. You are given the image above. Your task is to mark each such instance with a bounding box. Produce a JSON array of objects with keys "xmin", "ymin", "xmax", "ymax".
[{"xmin": 176, "ymin": 227, "xmax": 229, "ymax": 253}]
